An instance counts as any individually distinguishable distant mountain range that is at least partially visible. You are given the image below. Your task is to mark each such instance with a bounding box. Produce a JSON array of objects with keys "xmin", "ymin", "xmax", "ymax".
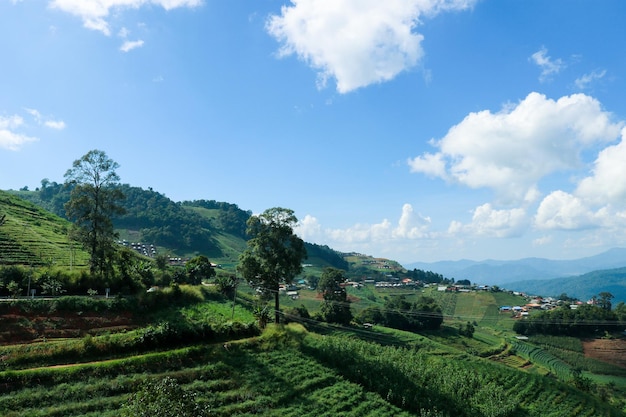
[
  {"xmin": 406, "ymin": 248, "xmax": 626, "ymax": 286},
  {"xmin": 406, "ymin": 248, "xmax": 626, "ymax": 302}
]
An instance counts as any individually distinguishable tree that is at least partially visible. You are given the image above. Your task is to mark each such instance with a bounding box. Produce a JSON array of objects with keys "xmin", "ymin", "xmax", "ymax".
[
  {"xmin": 598, "ymin": 292, "xmax": 614, "ymax": 311},
  {"xmin": 317, "ymin": 267, "xmax": 352, "ymax": 325},
  {"xmin": 237, "ymin": 207, "xmax": 306, "ymax": 324},
  {"xmin": 64, "ymin": 150, "xmax": 125, "ymax": 279},
  {"xmin": 184, "ymin": 255, "xmax": 215, "ymax": 284}
]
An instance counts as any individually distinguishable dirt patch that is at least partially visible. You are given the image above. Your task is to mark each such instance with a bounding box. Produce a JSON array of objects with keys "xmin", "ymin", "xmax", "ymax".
[
  {"xmin": 582, "ymin": 338, "xmax": 626, "ymax": 369},
  {"xmin": 0, "ymin": 310, "xmax": 138, "ymax": 345}
]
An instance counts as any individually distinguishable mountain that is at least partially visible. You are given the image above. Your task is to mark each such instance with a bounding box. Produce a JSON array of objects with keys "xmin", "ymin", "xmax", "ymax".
[
  {"xmin": 3, "ymin": 186, "xmax": 349, "ymax": 273},
  {"xmin": 405, "ymin": 248, "xmax": 626, "ymax": 286},
  {"xmin": 507, "ymin": 267, "xmax": 626, "ymax": 303}
]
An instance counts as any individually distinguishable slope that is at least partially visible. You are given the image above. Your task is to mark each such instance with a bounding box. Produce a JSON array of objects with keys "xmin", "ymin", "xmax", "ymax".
[
  {"xmin": 508, "ymin": 267, "xmax": 626, "ymax": 303},
  {"xmin": 0, "ymin": 190, "xmax": 89, "ymax": 268}
]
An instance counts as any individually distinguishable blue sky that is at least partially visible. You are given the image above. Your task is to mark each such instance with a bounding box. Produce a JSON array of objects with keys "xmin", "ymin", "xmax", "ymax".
[{"xmin": 2, "ymin": 0, "xmax": 626, "ymax": 264}]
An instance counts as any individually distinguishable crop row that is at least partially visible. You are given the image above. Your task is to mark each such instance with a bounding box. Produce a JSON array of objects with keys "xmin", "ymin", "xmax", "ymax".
[
  {"xmin": 0, "ymin": 337, "xmax": 413, "ymax": 417},
  {"xmin": 303, "ymin": 332, "xmax": 619, "ymax": 417},
  {"xmin": 511, "ymin": 339, "xmax": 572, "ymax": 379}
]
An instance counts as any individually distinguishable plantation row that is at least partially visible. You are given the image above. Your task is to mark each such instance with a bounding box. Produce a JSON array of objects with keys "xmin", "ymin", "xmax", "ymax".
[
  {"xmin": 0, "ymin": 336, "xmax": 415, "ymax": 417},
  {"xmin": 303, "ymin": 330, "xmax": 622, "ymax": 417},
  {"xmin": 1, "ymin": 325, "xmax": 621, "ymax": 417},
  {"xmin": 510, "ymin": 339, "xmax": 572, "ymax": 379}
]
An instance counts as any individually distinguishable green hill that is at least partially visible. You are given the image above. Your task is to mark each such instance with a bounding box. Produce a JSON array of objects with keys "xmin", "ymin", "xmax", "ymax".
[
  {"xmin": 0, "ymin": 190, "xmax": 89, "ymax": 268},
  {"xmin": 508, "ymin": 267, "xmax": 626, "ymax": 303},
  {"xmin": 4, "ymin": 186, "xmax": 353, "ymax": 274}
]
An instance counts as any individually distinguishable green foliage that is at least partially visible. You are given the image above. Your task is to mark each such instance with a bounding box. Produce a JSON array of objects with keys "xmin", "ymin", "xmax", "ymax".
[
  {"xmin": 357, "ymin": 295, "xmax": 443, "ymax": 332},
  {"xmin": 121, "ymin": 376, "xmax": 210, "ymax": 417},
  {"xmin": 118, "ymin": 186, "xmax": 214, "ymax": 251},
  {"xmin": 214, "ymin": 273, "xmax": 237, "ymax": 297},
  {"xmin": 64, "ymin": 150, "xmax": 125, "ymax": 278},
  {"xmin": 184, "ymin": 255, "xmax": 215, "ymax": 285},
  {"xmin": 304, "ymin": 243, "xmax": 349, "ymax": 270},
  {"xmin": 317, "ymin": 267, "xmax": 352, "ymax": 325},
  {"xmin": 238, "ymin": 207, "xmax": 306, "ymax": 324},
  {"xmin": 458, "ymin": 321, "xmax": 475, "ymax": 338},
  {"xmin": 513, "ymin": 303, "xmax": 621, "ymax": 337}
]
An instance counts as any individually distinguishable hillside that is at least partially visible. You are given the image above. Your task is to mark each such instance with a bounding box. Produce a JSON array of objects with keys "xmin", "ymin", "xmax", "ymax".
[
  {"xmin": 4, "ymin": 187, "xmax": 351, "ymax": 274},
  {"xmin": 0, "ymin": 190, "xmax": 89, "ymax": 268},
  {"xmin": 508, "ymin": 267, "xmax": 626, "ymax": 303}
]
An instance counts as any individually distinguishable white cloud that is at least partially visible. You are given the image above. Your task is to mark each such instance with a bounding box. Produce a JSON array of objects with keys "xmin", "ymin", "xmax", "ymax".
[
  {"xmin": 301, "ymin": 204, "xmax": 432, "ymax": 249},
  {"xmin": 534, "ymin": 190, "xmax": 597, "ymax": 230},
  {"xmin": 576, "ymin": 128, "xmax": 626, "ymax": 205},
  {"xmin": 575, "ymin": 69, "xmax": 606, "ymax": 90},
  {"xmin": 393, "ymin": 203, "xmax": 431, "ymax": 239},
  {"xmin": 44, "ymin": 120, "xmax": 66, "ymax": 130},
  {"xmin": 408, "ymin": 92, "xmax": 623, "ymax": 204},
  {"xmin": 0, "ymin": 114, "xmax": 25, "ymax": 130},
  {"xmin": 266, "ymin": 0, "xmax": 475, "ymax": 93},
  {"xmin": 534, "ymin": 128, "xmax": 626, "ymax": 231},
  {"xmin": 448, "ymin": 203, "xmax": 527, "ymax": 238},
  {"xmin": 295, "ymin": 214, "xmax": 322, "ymax": 241},
  {"xmin": 120, "ymin": 39, "xmax": 144, "ymax": 52},
  {"xmin": 0, "ymin": 115, "xmax": 38, "ymax": 151},
  {"xmin": 530, "ymin": 46, "xmax": 564, "ymax": 82},
  {"xmin": 48, "ymin": 0, "xmax": 202, "ymax": 36}
]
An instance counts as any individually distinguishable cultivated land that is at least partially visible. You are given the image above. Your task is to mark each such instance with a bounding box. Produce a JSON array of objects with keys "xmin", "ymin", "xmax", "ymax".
[{"xmin": 1, "ymin": 285, "xmax": 625, "ymax": 416}]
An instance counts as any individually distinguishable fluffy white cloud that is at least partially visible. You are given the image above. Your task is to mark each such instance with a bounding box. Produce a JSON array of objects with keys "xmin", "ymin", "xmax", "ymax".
[
  {"xmin": 295, "ymin": 214, "xmax": 323, "ymax": 241},
  {"xmin": 530, "ymin": 47, "xmax": 564, "ymax": 82},
  {"xmin": 534, "ymin": 128, "xmax": 626, "ymax": 231},
  {"xmin": 266, "ymin": 0, "xmax": 475, "ymax": 93},
  {"xmin": 0, "ymin": 115, "xmax": 38, "ymax": 151},
  {"xmin": 393, "ymin": 203, "xmax": 431, "ymax": 239},
  {"xmin": 409, "ymin": 92, "xmax": 623, "ymax": 204},
  {"xmin": 48, "ymin": 0, "xmax": 202, "ymax": 36},
  {"xmin": 120, "ymin": 39, "xmax": 144, "ymax": 52},
  {"xmin": 300, "ymin": 204, "xmax": 431, "ymax": 248},
  {"xmin": 448, "ymin": 203, "xmax": 527, "ymax": 238},
  {"xmin": 576, "ymin": 128, "xmax": 626, "ymax": 204},
  {"xmin": 534, "ymin": 191, "xmax": 596, "ymax": 230}
]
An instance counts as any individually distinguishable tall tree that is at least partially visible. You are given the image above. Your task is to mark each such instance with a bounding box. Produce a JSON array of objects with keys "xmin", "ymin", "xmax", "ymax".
[
  {"xmin": 238, "ymin": 207, "xmax": 306, "ymax": 324},
  {"xmin": 64, "ymin": 150, "xmax": 125, "ymax": 279},
  {"xmin": 318, "ymin": 267, "xmax": 352, "ymax": 325}
]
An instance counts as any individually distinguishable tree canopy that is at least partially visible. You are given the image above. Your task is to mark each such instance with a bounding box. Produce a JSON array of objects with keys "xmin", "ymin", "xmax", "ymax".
[
  {"xmin": 64, "ymin": 150, "xmax": 125, "ymax": 278},
  {"xmin": 317, "ymin": 267, "xmax": 352, "ymax": 324},
  {"xmin": 237, "ymin": 207, "xmax": 306, "ymax": 324}
]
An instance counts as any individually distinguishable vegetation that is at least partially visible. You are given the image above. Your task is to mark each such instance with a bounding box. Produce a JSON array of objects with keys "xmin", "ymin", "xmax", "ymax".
[
  {"xmin": 3, "ymin": 164, "xmax": 626, "ymax": 415},
  {"xmin": 513, "ymin": 304, "xmax": 621, "ymax": 337},
  {"xmin": 64, "ymin": 150, "xmax": 125, "ymax": 279},
  {"xmin": 356, "ymin": 295, "xmax": 444, "ymax": 332},
  {"xmin": 317, "ymin": 267, "xmax": 353, "ymax": 324},
  {"xmin": 238, "ymin": 207, "xmax": 307, "ymax": 324}
]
